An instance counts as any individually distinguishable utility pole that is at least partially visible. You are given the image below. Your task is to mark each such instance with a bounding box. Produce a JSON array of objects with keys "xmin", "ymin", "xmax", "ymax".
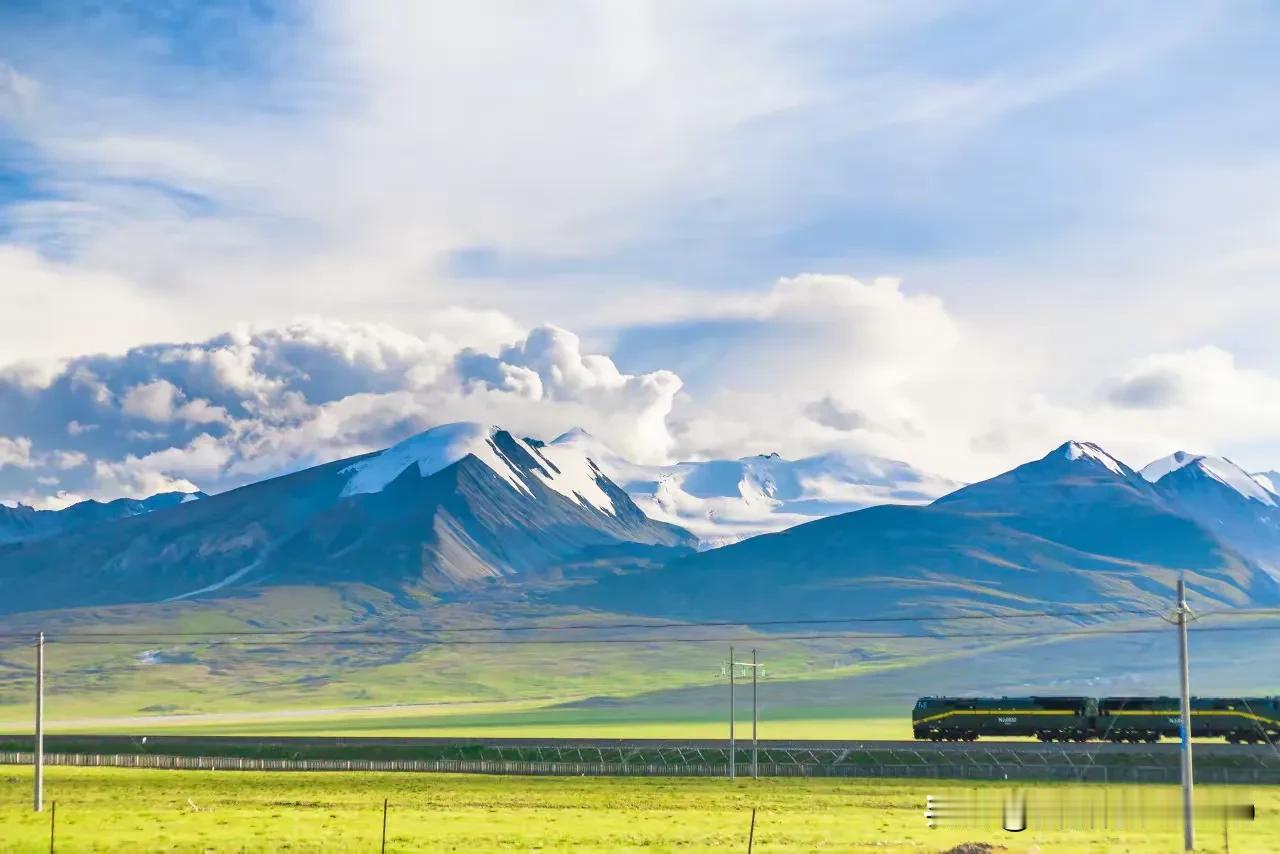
[
  {"xmin": 729, "ymin": 645, "xmax": 735, "ymax": 780},
  {"xmin": 752, "ymin": 648, "xmax": 758, "ymax": 780},
  {"xmin": 721, "ymin": 649, "xmax": 766, "ymax": 781},
  {"xmin": 34, "ymin": 630, "xmax": 43, "ymax": 813},
  {"xmin": 1176, "ymin": 578, "xmax": 1194, "ymax": 852}
]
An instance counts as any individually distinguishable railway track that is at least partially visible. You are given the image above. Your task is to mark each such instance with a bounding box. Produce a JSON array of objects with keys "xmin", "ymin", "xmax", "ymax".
[{"xmin": 6, "ymin": 733, "xmax": 1279, "ymax": 755}]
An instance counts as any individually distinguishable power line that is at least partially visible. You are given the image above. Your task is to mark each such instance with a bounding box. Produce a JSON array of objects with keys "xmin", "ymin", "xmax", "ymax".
[
  {"xmin": 26, "ymin": 621, "xmax": 1280, "ymax": 648},
  {"xmin": 0, "ymin": 605, "xmax": 1166, "ymax": 641}
]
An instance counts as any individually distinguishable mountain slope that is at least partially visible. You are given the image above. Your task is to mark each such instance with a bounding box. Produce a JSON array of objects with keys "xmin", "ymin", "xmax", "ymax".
[
  {"xmin": 0, "ymin": 491, "xmax": 205, "ymax": 544},
  {"xmin": 1141, "ymin": 452, "xmax": 1280, "ymax": 580},
  {"xmin": 550, "ymin": 429, "xmax": 959, "ymax": 546},
  {"xmin": 0, "ymin": 424, "xmax": 694, "ymax": 615},
  {"xmin": 565, "ymin": 441, "xmax": 1280, "ymax": 623}
]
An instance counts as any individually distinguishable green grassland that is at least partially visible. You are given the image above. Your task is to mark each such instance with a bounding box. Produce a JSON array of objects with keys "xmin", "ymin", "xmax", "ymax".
[
  {"xmin": 0, "ymin": 584, "xmax": 986, "ymax": 737},
  {"xmin": 4, "ymin": 584, "xmax": 1277, "ymax": 742},
  {"xmin": 147, "ymin": 707, "xmax": 916, "ymax": 740},
  {"xmin": 2, "ymin": 767, "xmax": 1275, "ymax": 852}
]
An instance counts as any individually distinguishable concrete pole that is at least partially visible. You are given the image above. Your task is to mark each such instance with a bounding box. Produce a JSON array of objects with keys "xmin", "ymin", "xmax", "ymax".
[
  {"xmin": 751, "ymin": 648, "xmax": 758, "ymax": 780},
  {"xmin": 1177, "ymin": 578, "xmax": 1194, "ymax": 851},
  {"xmin": 34, "ymin": 631, "xmax": 43, "ymax": 813},
  {"xmin": 729, "ymin": 645, "xmax": 735, "ymax": 780}
]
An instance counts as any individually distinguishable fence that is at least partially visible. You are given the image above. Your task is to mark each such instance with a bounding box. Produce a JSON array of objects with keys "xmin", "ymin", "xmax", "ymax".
[{"xmin": 4, "ymin": 751, "xmax": 1279, "ymax": 783}]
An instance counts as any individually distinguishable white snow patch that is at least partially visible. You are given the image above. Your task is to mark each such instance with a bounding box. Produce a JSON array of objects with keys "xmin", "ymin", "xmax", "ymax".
[
  {"xmin": 166, "ymin": 555, "xmax": 265, "ymax": 601},
  {"xmin": 1062, "ymin": 441, "xmax": 1128, "ymax": 476},
  {"xmin": 1195, "ymin": 456, "xmax": 1277, "ymax": 506},
  {"xmin": 526, "ymin": 441, "xmax": 616, "ymax": 515},
  {"xmin": 553, "ymin": 433, "xmax": 959, "ymax": 545},
  {"xmin": 1253, "ymin": 471, "xmax": 1280, "ymax": 497},
  {"xmin": 179, "ymin": 492, "xmax": 201, "ymax": 504},
  {"xmin": 341, "ymin": 423, "xmax": 616, "ymax": 515},
  {"xmin": 1143, "ymin": 452, "xmax": 1276, "ymax": 506},
  {"xmin": 1140, "ymin": 451, "xmax": 1201, "ymax": 483},
  {"xmin": 341, "ymin": 423, "xmax": 531, "ymax": 498}
]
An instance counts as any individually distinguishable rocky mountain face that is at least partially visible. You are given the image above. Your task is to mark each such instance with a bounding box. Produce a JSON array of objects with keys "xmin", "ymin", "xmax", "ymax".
[{"xmin": 0, "ymin": 424, "xmax": 694, "ymax": 615}]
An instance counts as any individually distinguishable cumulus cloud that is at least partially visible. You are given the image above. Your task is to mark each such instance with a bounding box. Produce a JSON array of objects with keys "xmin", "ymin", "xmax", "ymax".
[
  {"xmin": 0, "ymin": 314, "xmax": 685, "ymax": 501},
  {"xmin": 1105, "ymin": 347, "xmax": 1280, "ymax": 420},
  {"xmin": 5, "ymin": 271, "xmax": 1280, "ymax": 506},
  {"xmin": 121, "ymin": 379, "xmax": 229, "ymax": 425},
  {"xmin": 0, "ymin": 436, "xmax": 34, "ymax": 470},
  {"xmin": 458, "ymin": 326, "xmax": 682, "ymax": 462},
  {"xmin": 610, "ymin": 274, "xmax": 960, "ymax": 465}
]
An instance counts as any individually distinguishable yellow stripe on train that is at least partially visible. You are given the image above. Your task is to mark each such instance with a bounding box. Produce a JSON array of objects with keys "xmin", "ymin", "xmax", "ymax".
[{"xmin": 915, "ymin": 709, "xmax": 1280, "ymax": 727}]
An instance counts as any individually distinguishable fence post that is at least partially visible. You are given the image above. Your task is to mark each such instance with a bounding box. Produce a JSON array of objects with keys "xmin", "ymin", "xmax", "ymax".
[
  {"xmin": 49, "ymin": 801, "xmax": 56, "ymax": 853},
  {"xmin": 747, "ymin": 808, "xmax": 756, "ymax": 852},
  {"xmin": 381, "ymin": 798, "xmax": 389, "ymax": 853}
]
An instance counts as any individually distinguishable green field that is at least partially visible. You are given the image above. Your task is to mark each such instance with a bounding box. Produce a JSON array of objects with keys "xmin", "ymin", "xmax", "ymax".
[
  {"xmin": 4, "ymin": 702, "xmax": 912, "ymax": 741},
  {"xmin": 1, "ymin": 767, "xmax": 1274, "ymax": 852}
]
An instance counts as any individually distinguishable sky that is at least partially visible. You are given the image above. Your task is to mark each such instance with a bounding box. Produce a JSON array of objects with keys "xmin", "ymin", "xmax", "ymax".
[{"xmin": 3, "ymin": 0, "xmax": 1280, "ymax": 507}]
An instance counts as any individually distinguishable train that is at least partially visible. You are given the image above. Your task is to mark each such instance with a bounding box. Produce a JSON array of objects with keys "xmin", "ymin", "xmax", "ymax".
[{"xmin": 913, "ymin": 695, "xmax": 1280, "ymax": 743}]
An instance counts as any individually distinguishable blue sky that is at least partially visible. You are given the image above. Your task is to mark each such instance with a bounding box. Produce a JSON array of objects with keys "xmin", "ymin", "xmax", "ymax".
[{"xmin": 3, "ymin": 1, "xmax": 1280, "ymax": 505}]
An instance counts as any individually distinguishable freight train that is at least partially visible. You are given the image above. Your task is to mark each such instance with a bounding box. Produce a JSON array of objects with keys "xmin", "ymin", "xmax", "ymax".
[{"xmin": 913, "ymin": 696, "xmax": 1280, "ymax": 743}]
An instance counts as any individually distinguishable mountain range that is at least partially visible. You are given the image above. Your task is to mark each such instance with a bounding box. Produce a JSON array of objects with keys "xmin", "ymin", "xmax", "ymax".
[
  {"xmin": 0, "ymin": 490, "xmax": 206, "ymax": 544},
  {"xmin": 548, "ymin": 427, "xmax": 959, "ymax": 546},
  {"xmin": 4, "ymin": 427, "xmax": 1280, "ymax": 623},
  {"xmin": 0, "ymin": 424, "xmax": 691, "ymax": 615},
  {"xmin": 566, "ymin": 441, "xmax": 1280, "ymax": 624},
  {"xmin": 5, "ymin": 426, "xmax": 1280, "ymax": 720}
]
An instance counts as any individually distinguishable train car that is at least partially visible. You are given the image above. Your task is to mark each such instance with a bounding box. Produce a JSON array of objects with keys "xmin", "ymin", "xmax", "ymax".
[
  {"xmin": 1097, "ymin": 696, "xmax": 1280, "ymax": 743},
  {"xmin": 912, "ymin": 696, "xmax": 1097, "ymax": 742}
]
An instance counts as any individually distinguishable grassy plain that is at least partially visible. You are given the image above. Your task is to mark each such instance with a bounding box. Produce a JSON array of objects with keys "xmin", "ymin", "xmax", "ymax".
[
  {"xmin": 20, "ymin": 704, "xmax": 913, "ymax": 741},
  {"xmin": 2, "ymin": 766, "xmax": 1274, "ymax": 852}
]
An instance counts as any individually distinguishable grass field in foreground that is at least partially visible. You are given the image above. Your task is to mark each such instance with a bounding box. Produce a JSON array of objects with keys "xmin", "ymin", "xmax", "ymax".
[{"xmin": 0, "ymin": 767, "xmax": 1274, "ymax": 852}]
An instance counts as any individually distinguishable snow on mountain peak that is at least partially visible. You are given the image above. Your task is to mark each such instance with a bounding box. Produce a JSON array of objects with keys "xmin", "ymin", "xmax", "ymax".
[
  {"xmin": 340, "ymin": 422, "xmax": 618, "ymax": 515},
  {"xmin": 1172, "ymin": 454, "xmax": 1274, "ymax": 507},
  {"xmin": 341, "ymin": 423, "xmax": 527, "ymax": 496},
  {"xmin": 1254, "ymin": 471, "xmax": 1280, "ymax": 497},
  {"xmin": 1140, "ymin": 451, "xmax": 1201, "ymax": 483},
  {"xmin": 552, "ymin": 427, "xmax": 594, "ymax": 444},
  {"xmin": 1059, "ymin": 441, "xmax": 1128, "ymax": 476}
]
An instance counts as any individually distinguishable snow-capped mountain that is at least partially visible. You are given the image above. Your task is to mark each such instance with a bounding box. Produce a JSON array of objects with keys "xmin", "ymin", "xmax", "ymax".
[
  {"xmin": 0, "ymin": 490, "xmax": 206, "ymax": 544},
  {"xmin": 549, "ymin": 429, "xmax": 960, "ymax": 546},
  {"xmin": 1252, "ymin": 471, "xmax": 1280, "ymax": 497},
  {"xmin": 569, "ymin": 438, "xmax": 1280, "ymax": 623},
  {"xmin": 1141, "ymin": 451, "xmax": 1280, "ymax": 579},
  {"xmin": 0, "ymin": 423, "xmax": 694, "ymax": 615}
]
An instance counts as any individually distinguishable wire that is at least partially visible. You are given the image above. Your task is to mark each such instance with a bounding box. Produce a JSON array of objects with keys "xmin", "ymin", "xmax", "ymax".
[
  {"xmin": 0, "ymin": 605, "xmax": 1164, "ymax": 641},
  {"xmin": 28, "ymin": 621, "xmax": 1280, "ymax": 648}
]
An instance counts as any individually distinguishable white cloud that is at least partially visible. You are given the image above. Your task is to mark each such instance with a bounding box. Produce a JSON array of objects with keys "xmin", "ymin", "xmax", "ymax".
[
  {"xmin": 0, "ymin": 61, "xmax": 38, "ymax": 116},
  {"xmin": 121, "ymin": 379, "xmax": 228, "ymax": 425},
  {"xmin": 457, "ymin": 326, "xmax": 683, "ymax": 463},
  {"xmin": 0, "ymin": 246, "xmax": 195, "ymax": 364},
  {"xmin": 49, "ymin": 450, "xmax": 87, "ymax": 470},
  {"xmin": 0, "ymin": 436, "xmax": 34, "ymax": 470},
  {"xmin": 121, "ymin": 380, "xmax": 181, "ymax": 421},
  {"xmin": 0, "ymin": 314, "xmax": 686, "ymax": 500}
]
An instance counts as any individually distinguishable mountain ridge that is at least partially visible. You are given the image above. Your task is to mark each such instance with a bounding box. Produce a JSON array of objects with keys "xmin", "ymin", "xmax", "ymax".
[{"xmin": 0, "ymin": 423, "xmax": 694, "ymax": 615}]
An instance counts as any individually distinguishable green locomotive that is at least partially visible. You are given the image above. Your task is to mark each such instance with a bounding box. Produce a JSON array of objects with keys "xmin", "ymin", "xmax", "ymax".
[
  {"xmin": 913, "ymin": 695, "xmax": 1280, "ymax": 742},
  {"xmin": 912, "ymin": 696, "xmax": 1096, "ymax": 742},
  {"xmin": 1096, "ymin": 696, "xmax": 1280, "ymax": 743}
]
